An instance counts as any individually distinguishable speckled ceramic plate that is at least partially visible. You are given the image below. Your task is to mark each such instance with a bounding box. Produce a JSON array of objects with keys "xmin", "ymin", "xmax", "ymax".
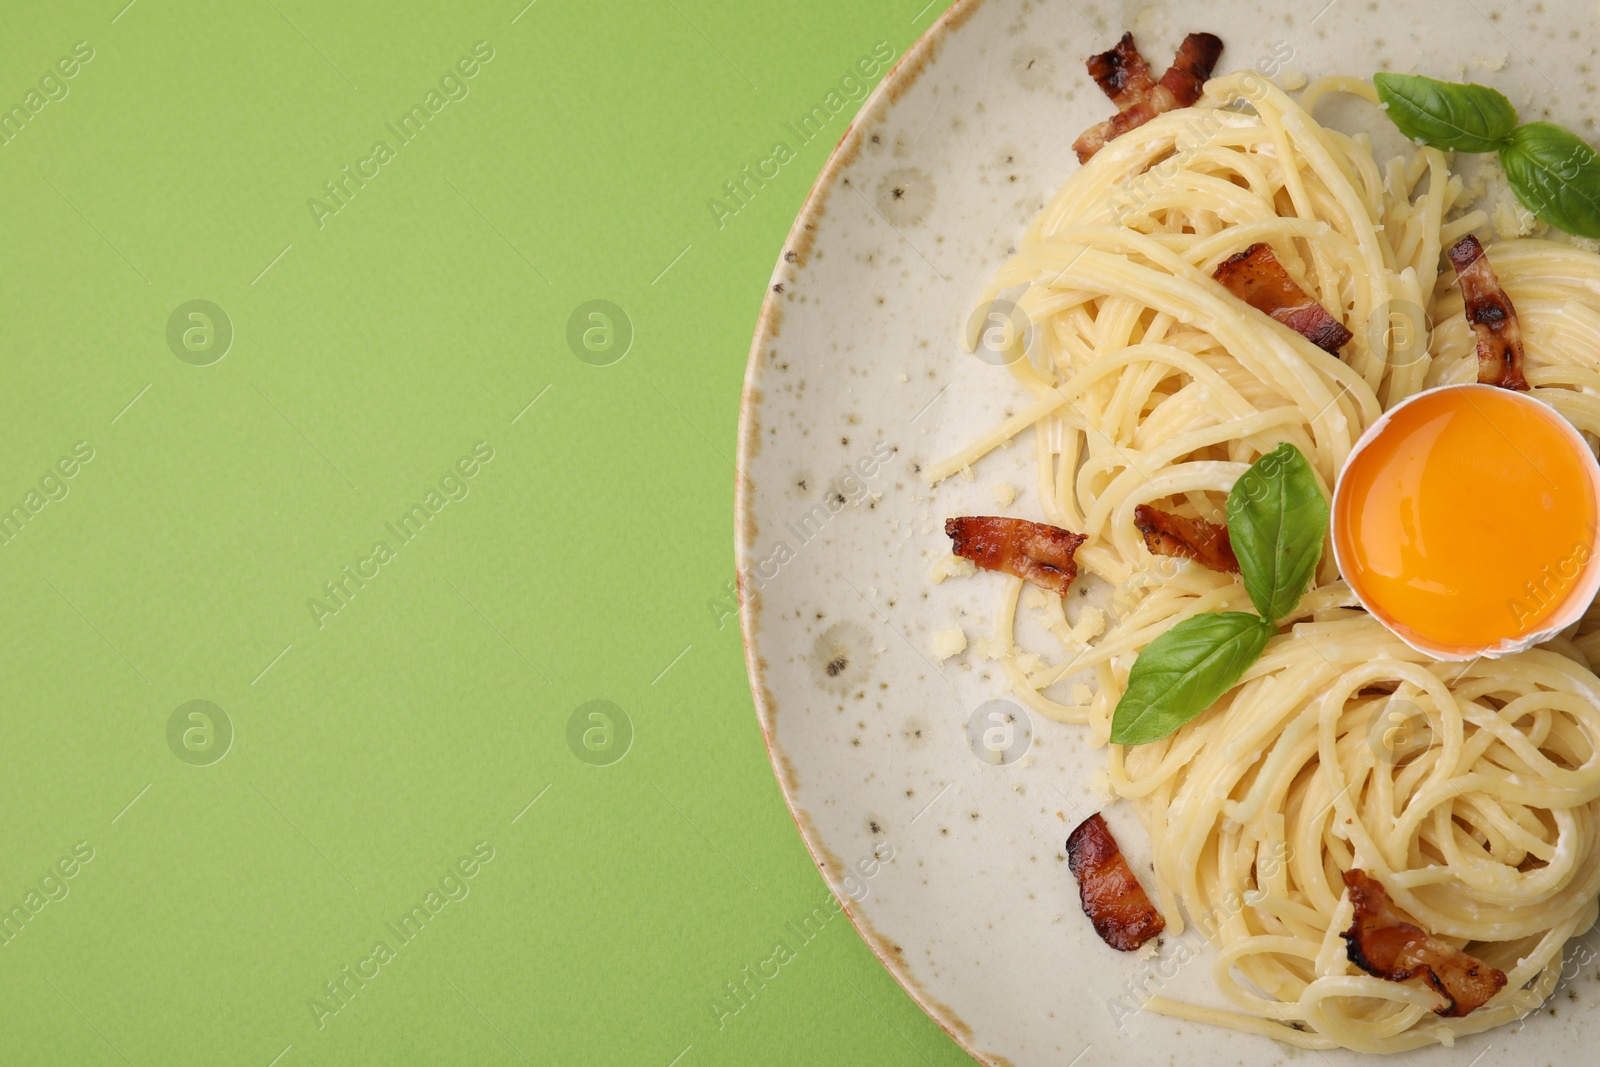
[{"xmin": 735, "ymin": 2, "xmax": 1600, "ymax": 1063}]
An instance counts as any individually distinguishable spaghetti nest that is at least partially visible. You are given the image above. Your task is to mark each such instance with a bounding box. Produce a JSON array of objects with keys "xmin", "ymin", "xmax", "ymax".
[{"xmin": 930, "ymin": 70, "xmax": 1600, "ymax": 1050}]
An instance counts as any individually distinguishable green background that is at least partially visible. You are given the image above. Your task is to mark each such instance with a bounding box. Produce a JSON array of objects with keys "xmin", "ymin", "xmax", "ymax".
[{"xmin": 0, "ymin": 0, "xmax": 973, "ymax": 1064}]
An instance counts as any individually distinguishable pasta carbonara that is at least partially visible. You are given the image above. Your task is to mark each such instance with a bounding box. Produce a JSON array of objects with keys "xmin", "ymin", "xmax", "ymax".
[{"xmin": 929, "ymin": 68, "xmax": 1600, "ymax": 1051}]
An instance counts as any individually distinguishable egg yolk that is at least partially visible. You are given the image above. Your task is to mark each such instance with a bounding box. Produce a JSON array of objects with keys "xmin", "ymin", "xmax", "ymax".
[{"xmin": 1334, "ymin": 386, "xmax": 1598, "ymax": 653}]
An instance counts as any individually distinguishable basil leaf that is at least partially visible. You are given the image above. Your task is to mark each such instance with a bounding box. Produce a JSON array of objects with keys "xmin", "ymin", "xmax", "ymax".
[
  {"xmin": 1373, "ymin": 73, "xmax": 1518, "ymax": 153},
  {"xmin": 1499, "ymin": 123, "xmax": 1600, "ymax": 239},
  {"xmin": 1110, "ymin": 612, "xmax": 1273, "ymax": 745},
  {"xmin": 1226, "ymin": 442, "xmax": 1329, "ymax": 622}
]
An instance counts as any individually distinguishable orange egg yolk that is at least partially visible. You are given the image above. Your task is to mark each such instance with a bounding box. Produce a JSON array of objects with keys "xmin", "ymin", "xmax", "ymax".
[{"xmin": 1334, "ymin": 386, "xmax": 1598, "ymax": 653}]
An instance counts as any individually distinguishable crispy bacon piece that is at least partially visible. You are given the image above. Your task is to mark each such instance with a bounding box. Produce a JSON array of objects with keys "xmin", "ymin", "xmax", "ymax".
[
  {"xmin": 1157, "ymin": 32, "xmax": 1224, "ymax": 104},
  {"xmin": 1212, "ymin": 243, "xmax": 1353, "ymax": 353},
  {"xmin": 1073, "ymin": 32, "xmax": 1224, "ymax": 162},
  {"xmin": 1134, "ymin": 504, "xmax": 1240, "ymax": 573},
  {"xmin": 1086, "ymin": 32, "xmax": 1157, "ymax": 108},
  {"xmin": 1341, "ymin": 869, "xmax": 1507, "ymax": 1017},
  {"xmin": 945, "ymin": 516, "xmax": 1086, "ymax": 597},
  {"xmin": 1447, "ymin": 235, "xmax": 1530, "ymax": 391},
  {"xmin": 1066, "ymin": 813, "xmax": 1166, "ymax": 951}
]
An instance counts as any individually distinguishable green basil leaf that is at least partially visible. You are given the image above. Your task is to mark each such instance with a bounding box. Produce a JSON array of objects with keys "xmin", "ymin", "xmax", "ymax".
[
  {"xmin": 1226, "ymin": 442, "xmax": 1329, "ymax": 622},
  {"xmin": 1373, "ymin": 73, "xmax": 1518, "ymax": 153},
  {"xmin": 1498, "ymin": 122, "xmax": 1600, "ymax": 239},
  {"xmin": 1110, "ymin": 612, "xmax": 1273, "ymax": 745}
]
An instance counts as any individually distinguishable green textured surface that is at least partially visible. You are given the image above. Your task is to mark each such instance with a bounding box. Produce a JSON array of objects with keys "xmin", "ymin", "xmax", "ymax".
[{"xmin": 0, "ymin": 1, "xmax": 974, "ymax": 1064}]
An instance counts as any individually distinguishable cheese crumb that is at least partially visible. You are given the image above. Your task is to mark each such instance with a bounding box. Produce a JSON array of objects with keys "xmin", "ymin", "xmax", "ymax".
[
  {"xmin": 1091, "ymin": 770, "xmax": 1114, "ymax": 803},
  {"xmin": 929, "ymin": 553, "xmax": 977, "ymax": 584},
  {"xmin": 1070, "ymin": 683, "xmax": 1093, "ymax": 705},
  {"xmin": 1462, "ymin": 162, "xmax": 1546, "ymax": 240},
  {"xmin": 1070, "ymin": 606, "xmax": 1107, "ymax": 646},
  {"xmin": 1277, "ymin": 70, "xmax": 1308, "ymax": 91},
  {"xmin": 932, "ymin": 626, "xmax": 968, "ymax": 661},
  {"xmin": 1455, "ymin": 168, "xmax": 1487, "ymax": 204},
  {"xmin": 993, "ymin": 481, "xmax": 1018, "ymax": 507},
  {"xmin": 1475, "ymin": 53, "xmax": 1508, "ymax": 71},
  {"xmin": 1492, "ymin": 193, "xmax": 1541, "ymax": 239}
]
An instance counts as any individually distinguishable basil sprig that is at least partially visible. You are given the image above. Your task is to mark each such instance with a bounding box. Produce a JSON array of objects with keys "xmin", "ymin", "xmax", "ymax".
[
  {"xmin": 1372, "ymin": 72, "xmax": 1600, "ymax": 239},
  {"xmin": 1499, "ymin": 124, "xmax": 1600, "ymax": 240},
  {"xmin": 1109, "ymin": 443, "xmax": 1328, "ymax": 746},
  {"xmin": 1373, "ymin": 74, "xmax": 1516, "ymax": 153},
  {"xmin": 1109, "ymin": 613, "xmax": 1273, "ymax": 746},
  {"xmin": 1227, "ymin": 443, "xmax": 1330, "ymax": 622}
]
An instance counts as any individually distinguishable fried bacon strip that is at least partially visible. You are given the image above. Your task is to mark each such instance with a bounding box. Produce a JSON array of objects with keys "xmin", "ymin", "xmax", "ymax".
[
  {"xmin": 1447, "ymin": 235, "xmax": 1530, "ymax": 390},
  {"xmin": 1073, "ymin": 32, "xmax": 1224, "ymax": 162},
  {"xmin": 1066, "ymin": 813, "xmax": 1166, "ymax": 951},
  {"xmin": 1134, "ymin": 504, "xmax": 1240, "ymax": 573},
  {"xmin": 1157, "ymin": 32, "xmax": 1224, "ymax": 104},
  {"xmin": 1212, "ymin": 243, "xmax": 1353, "ymax": 353},
  {"xmin": 1086, "ymin": 32, "xmax": 1157, "ymax": 109},
  {"xmin": 1341, "ymin": 870, "xmax": 1507, "ymax": 1017},
  {"xmin": 946, "ymin": 516, "xmax": 1086, "ymax": 596}
]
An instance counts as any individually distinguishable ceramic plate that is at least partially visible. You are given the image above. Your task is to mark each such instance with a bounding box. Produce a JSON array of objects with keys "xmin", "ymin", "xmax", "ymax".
[{"xmin": 735, "ymin": 1, "xmax": 1600, "ymax": 1062}]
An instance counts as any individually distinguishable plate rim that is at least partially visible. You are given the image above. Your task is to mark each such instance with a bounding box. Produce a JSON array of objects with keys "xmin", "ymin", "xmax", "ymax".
[{"xmin": 732, "ymin": 2, "xmax": 1003, "ymax": 1064}]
